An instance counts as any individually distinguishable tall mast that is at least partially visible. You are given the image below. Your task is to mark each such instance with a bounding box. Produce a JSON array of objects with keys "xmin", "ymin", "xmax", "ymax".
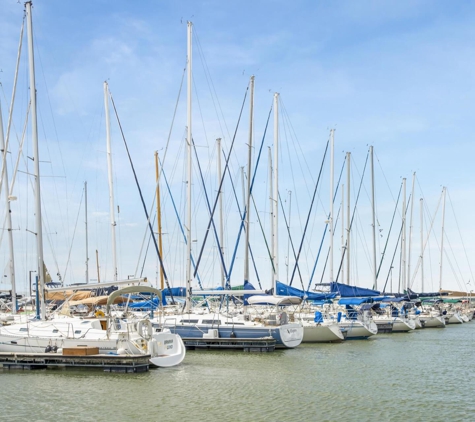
[
  {"xmin": 407, "ymin": 172, "xmax": 416, "ymax": 289},
  {"xmin": 439, "ymin": 187, "xmax": 446, "ymax": 291},
  {"xmin": 0, "ymin": 102, "xmax": 16, "ymax": 312},
  {"xmin": 273, "ymin": 92, "xmax": 279, "ymax": 290},
  {"xmin": 96, "ymin": 249, "xmax": 101, "ymax": 283},
  {"xmin": 346, "ymin": 152, "xmax": 351, "ymax": 285},
  {"xmin": 185, "ymin": 21, "xmax": 193, "ymax": 312},
  {"xmin": 216, "ymin": 138, "xmax": 225, "ymax": 288},
  {"xmin": 268, "ymin": 147, "xmax": 274, "ymax": 285},
  {"xmin": 401, "ymin": 178, "xmax": 407, "ymax": 293},
  {"xmin": 85, "ymin": 181, "xmax": 89, "ymax": 283},
  {"xmin": 244, "ymin": 75, "xmax": 254, "ymax": 285},
  {"xmin": 286, "ymin": 190, "xmax": 292, "ymax": 284},
  {"xmin": 341, "ymin": 184, "xmax": 345, "ymax": 284},
  {"xmin": 104, "ymin": 81, "xmax": 118, "ymax": 281},
  {"xmin": 26, "ymin": 1, "xmax": 46, "ymax": 319},
  {"xmin": 420, "ymin": 198, "xmax": 424, "ymax": 293},
  {"xmin": 155, "ymin": 151, "xmax": 164, "ymax": 290},
  {"xmin": 328, "ymin": 129, "xmax": 334, "ymax": 283},
  {"xmin": 370, "ymin": 146, "xmax": 377, "ymax": 290}
]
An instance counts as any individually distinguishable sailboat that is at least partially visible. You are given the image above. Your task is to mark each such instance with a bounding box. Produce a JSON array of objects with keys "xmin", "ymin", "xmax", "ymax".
[
  {"xmin": 0, "ymin": 284, "xmax": 186, "ymax": 367},
  {"xmin": 152, "ymin": 23, "xmax": 303, "ymax": 349},
  {"xmin": 0, "ymin": 2, "xmax": 185, "ymax": 367}
]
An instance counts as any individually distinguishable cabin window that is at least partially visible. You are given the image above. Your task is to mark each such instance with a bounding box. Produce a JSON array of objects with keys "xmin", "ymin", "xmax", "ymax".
[
  {"xmin": 52, "ymin": 329, "xmax": 59, "ymax": 333},
  {"xmin": 181, "ymin": 319, "xmax": 199, "ymax": 324},
  {"xmin": 202, "ymin": 320, "xmax": 221, "ymax": 325},
  {"xmin": 19, "ymin": 328, "xmax": 27, "ymax": 332},
  {"xmin": 74, "ymin": 330, "xmax": 82, "ymax": 334},
  {"xmin": 224, "ymin": 322, "xmax": 245, "ymax": 325}
]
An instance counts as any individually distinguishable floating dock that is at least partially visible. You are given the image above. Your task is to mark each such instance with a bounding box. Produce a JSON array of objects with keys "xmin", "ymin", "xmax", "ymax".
[
  {"xmin": 183, "ymin": 337, "xmax": 276, "ymax": 352},
  {"xmin": 0, "ymin": 352, "xmax": 151, "ymax": 373}
]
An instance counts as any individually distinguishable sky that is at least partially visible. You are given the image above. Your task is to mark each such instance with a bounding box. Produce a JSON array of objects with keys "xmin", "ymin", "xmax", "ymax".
[{"xmin": 0, "ymin": 0, "xmax": 475, "ymax": 296}]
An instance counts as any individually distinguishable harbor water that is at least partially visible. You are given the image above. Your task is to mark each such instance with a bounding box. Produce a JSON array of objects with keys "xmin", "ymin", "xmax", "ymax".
[{"xmin": 2, "ymin": 323, "xmax": 474, "ymax": 421}]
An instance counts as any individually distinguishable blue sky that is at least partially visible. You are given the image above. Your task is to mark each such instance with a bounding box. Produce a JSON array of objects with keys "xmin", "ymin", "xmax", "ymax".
[{"xmin": 1, "ymin": 0, "xmax": 474, "ymax": 295}]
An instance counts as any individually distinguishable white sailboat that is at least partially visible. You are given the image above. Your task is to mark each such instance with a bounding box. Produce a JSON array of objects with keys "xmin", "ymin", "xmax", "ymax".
[
  {"xmin": 0, "ymin": 285, "xmax": 186, "ymax": 367},
  {"xmin": 154, "ymin": 23, "xmax": 303, "ymax": 349},
  {"xmin": 0, "ymin": 2, "xmax": 185, "ymax": 367}
]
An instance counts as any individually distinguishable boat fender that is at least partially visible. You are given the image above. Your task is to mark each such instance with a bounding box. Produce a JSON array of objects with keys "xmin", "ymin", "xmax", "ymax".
[
  {"xmin": 137, "ymin": 320, "xmax": 153, "ymax": 340},
  {"xmin": 45, "ymin": 345, "xmax": 52, "ymax": 353},
  {"xmin": 52, "ymin": 345, "xmax": 58, "ymax": 353}
]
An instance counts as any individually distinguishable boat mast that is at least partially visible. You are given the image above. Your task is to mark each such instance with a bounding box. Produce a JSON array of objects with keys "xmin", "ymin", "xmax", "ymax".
[
  {"xmin": 400, "ymin": 178, "xmax": 406, "ymax": 293},
  {"xmin": 370, "ymin": 146, "xmax": 377, "ymax": 290},
  {"xmin": 96, "ymin": 249, "xmax": 101, "ymax": 283},
  {"xmin": 268, "ymin": 147, "xmax": 274, "ymax": 285},
  {"xmin": 420, "ymin": 198, "xmax": 424, "ymax": 293},
  {"xmin": 216, "ymin": 138, "xmax": 225, "ymax": 288},
  {"xmin": 244, "ymin": 76, "xmax": 254, "ymax": 286},
  {"xmin": 273, "ymin": 92, "xmax": 279, "ymax": 291},
  {"xmin": 341, "ymin": 183, "xmax": 344, "ymax": 284},
  {"xmin": 328, "ymin": 129, "xmax": 334, "ymax": 283},
  {"xmin": 439, "ymin": 187, "xmax": 446, "ymax": 291},
  {"xmin": 104, "ymin": 81, "xmax": 118, "ymax": 281},
  {"xmin": 185, "ymin": 21, "xmax": 193, "ymax": 312},
  {"xmin": 155, "ymin": 151, "xmax": 164, "ymax": 290},
  {"xmin": 346, "ymin": 152, "xmax": 351, "ymax": 285},
  {"xmin": 286, "ymin": 190, "xmax": 292, "ymax": 284},
  {"xmin": 85, "ymin": 181, "xmax": 89, "ymax": 283},
  {"xmin": 0, "ymin": 102, "xmax": 16, "ymax": 312},
  {"xmin": 26, "ymin": 1, "xmax": 46, "ymax": 319},
  {"xmin": 407, "ymin": 172, "xmax": 416, "ymax": 290}
]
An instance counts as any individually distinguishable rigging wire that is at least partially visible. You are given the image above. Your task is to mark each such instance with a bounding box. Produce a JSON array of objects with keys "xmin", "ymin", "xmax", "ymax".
[{"xmin": 108, "ymin": 89, "xmax": 175, "ymax": 303}]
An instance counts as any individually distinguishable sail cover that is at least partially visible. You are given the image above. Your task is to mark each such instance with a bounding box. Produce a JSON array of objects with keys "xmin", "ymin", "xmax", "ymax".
[
  {"xmin": 276, "ymin": 281, "xmax": 336, "ymax": 300},
  {"xmin": 330, "ymin": 281, "xmax": 380, "ymax": 297}
]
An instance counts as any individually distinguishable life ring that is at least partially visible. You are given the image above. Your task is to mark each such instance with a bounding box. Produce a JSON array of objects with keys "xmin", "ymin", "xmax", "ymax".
[
  {"xmin": 95, "ymin": 310, "xmax": 105, "ymax": 318},
  {"xmin": 137, "ymin": 319, "xmax": 153, "ymax": 340}
]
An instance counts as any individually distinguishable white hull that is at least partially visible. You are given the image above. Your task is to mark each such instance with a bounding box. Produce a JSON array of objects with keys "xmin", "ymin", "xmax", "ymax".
[
  {"xmin": 0, "ymin": 317, "xmax": 185, "ymax": 367},
  {"xmin": 149, "ymin": 331, "xmax": 186, "ymax": 367},
  {"xmin": 279, "ymin": 323, "xmax": 305, "ymax": 348},
  {"xmin": 410, "ymin": 315, "xmax": 423, "ymax": 329},
  {"xmin": 301, "ymin": 322, "xmax": 344, "ymax": 343},
  {"xmin": 338, "ymin": 320, "xmax": 377, "ymax": 339},
  {"xmin": 392, "ymin": 318, "xmax": 416, "ymax": 332},
  {"xmin": 446, "ymin": 313, "xmax": 464, "ymax": 324},
  {"xmin": 419, "ymin": 315, "xmax": 446, "ymax": 328},
  {"xmin": 0, "ymin": 333, "xmax": 121, "ymax": 354}
]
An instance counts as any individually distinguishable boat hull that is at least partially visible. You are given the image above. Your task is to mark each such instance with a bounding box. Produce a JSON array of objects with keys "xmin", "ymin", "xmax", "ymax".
[
  {"xmin": 158, "ymin": 322, "xmax": 303, "ymax": 348},
  {"xmin": 419, "ymin": 315, "xmax": 446, "ymax": 328},
  {"xmin": 392, "ymin": 318, "xmax": 416, "ymax": 332},
  {"xmin": 302, "ymin": 323, "xmax": 344, "ymax": 343},
  {"xmin": 149, "ymin": 331, "xmax": 186, "ymax": 367},
  {"xmin": 338, "ymin": 320, "xmax": 377, "ymax": 339}
]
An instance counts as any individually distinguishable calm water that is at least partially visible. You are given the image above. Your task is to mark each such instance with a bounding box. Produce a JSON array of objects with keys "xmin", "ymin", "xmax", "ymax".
[{"xmin": 1, "ymin": 323, "xmax": 474, "ymax": 421}]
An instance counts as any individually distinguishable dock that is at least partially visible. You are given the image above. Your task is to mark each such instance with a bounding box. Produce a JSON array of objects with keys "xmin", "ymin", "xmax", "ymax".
[
  {"xmin": 0, "ymin": 352, "xmax": 151, "ymax": 373},
  {"xmin": 183, "ymin": 337, "xmax": 276, "ymax": 352}
]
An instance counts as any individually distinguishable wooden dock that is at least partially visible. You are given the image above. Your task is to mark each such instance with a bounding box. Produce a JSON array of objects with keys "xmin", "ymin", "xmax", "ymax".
[
  {"xmin": 0, "ymin": 352, "xmax": 151, "ymax": 373},
  {"xmin": 183, "ymin": 337, "xmax": 276, "ymax": 352}
]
